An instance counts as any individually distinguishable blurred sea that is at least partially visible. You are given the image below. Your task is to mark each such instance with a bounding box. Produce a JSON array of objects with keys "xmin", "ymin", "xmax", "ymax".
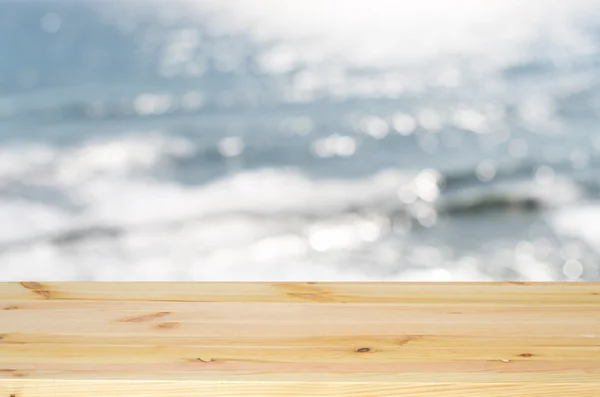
[{"xmin": 2, "ymin": 0, "xmax": 600, "ymax": 281}]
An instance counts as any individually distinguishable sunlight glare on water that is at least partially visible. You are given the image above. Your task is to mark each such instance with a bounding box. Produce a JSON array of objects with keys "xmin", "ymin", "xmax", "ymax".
[{"xmin": 1, "ymin": 0, "xmax": 600, "ymax": 281}]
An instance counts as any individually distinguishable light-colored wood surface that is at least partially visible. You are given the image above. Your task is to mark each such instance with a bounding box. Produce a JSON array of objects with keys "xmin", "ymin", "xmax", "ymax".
[{"xmin": 1, "ymin": 282, "xmax": 599, "ymax": 397}]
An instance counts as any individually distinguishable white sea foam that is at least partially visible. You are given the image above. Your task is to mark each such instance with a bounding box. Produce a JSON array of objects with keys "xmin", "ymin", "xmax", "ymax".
[
  {"xmin": 0, "ymin": 134, "xmax": 588, "ymax": 281},
  {"xmin": 550, "ymin": 205, "xmax": 600, "ymax": 253}
]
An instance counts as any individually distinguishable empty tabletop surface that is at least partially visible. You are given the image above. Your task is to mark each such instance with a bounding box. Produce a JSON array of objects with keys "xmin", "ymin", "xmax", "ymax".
[{"xmin": 1, "ymin": 282, "xmax": 600, "ymax": 397}]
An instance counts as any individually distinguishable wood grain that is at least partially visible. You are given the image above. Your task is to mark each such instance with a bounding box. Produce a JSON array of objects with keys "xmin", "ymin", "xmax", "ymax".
[{"xmin": 1, "ymin": 282, "xmax": 599, "ymax": 397}]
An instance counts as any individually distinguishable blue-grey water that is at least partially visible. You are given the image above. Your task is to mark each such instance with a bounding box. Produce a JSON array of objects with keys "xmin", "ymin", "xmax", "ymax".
[{"xmin": 2, "ymin": 0, "xmax": 600, "ymax": 281}]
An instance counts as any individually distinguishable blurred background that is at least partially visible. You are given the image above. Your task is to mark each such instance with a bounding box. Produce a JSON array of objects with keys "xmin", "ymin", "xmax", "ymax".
[{"xmin": 1, "ymin": 0, "xmax": 600, "ymax": 281}]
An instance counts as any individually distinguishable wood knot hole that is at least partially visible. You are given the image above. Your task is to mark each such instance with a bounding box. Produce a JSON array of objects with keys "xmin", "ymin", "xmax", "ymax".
[{"xmin": 356, "ymin": 347, "xmax": 371, "ymax": 353}]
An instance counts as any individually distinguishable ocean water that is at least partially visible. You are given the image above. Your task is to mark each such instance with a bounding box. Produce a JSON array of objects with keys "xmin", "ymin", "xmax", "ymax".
[{"xmin": 2, "ymin": 0, "xmax": 600, "ymax": 281}]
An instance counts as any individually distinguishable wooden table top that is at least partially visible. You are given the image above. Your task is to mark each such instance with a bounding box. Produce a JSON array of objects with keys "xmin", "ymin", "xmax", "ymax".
[{"xmin": 1, "ymin": 282, "xmax": 599, "ymax": 396}]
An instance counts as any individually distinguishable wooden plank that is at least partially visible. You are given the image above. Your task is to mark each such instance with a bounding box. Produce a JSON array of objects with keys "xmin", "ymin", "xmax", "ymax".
[{"xmin": 1, "ymin": 282, "xmax": 599, "ymax": 397}]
